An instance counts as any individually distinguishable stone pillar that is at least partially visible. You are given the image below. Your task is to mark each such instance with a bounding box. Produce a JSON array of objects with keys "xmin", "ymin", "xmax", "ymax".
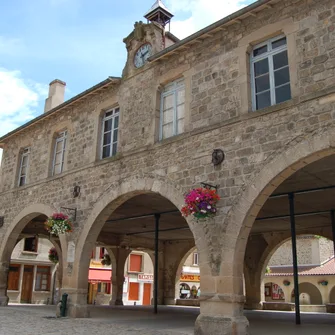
[
  {"xmin": 244, "ymin": 266, "xmax": 263, "ymax": 310},
  {"xmin": 194, "ymin": 273, "xmax": 249, "ymax": 335},
  {"xmin": 162, "ymin": 241, "xmax": 195, "ymax": 305},
  {"xmin": 109, "ymin": 247, "xmax": 130, "ymax": 306},
  {"xmin": 64, "ymin": 288, "xmax": 90, "ymax": 318},
  {"xmin": 0, "ymin": 262, "xmax": 9, "ymax": 306},
  {"xmin": 191, "ymin": 219, "xmax": 249, "ymax": 335}
]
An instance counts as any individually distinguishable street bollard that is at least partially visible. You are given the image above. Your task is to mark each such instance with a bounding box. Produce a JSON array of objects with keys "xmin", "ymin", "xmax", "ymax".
[{"xmin": 60, "ymin": 293, "xmax": 68, "ymax": 317}]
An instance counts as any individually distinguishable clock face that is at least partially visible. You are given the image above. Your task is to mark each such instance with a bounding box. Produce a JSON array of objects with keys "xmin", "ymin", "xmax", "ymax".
[{"xmin": 134, "ymin": 43, "xmax": 152, "ymax": 68}]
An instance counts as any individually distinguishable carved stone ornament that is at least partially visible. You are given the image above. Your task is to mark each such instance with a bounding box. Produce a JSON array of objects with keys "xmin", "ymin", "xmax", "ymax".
[{"xmin": 212, "ymin": 149, "xmax": 225, "ymax": 166}]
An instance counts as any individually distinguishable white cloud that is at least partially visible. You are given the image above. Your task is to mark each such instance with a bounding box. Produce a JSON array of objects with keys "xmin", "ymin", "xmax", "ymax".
[
  {"xmin": 167, "ymin": 0, "xmax": 251, "ymax": 39},
  {"xmin": 0, "ymin": 68, "xmax": 47, "ymax": 163}
]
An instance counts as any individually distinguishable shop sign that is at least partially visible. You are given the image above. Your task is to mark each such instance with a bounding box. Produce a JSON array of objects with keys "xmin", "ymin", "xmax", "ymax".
[
  {"xmin": 138, "ymin": 274, "xmax": 154, "ymax": 282},
  {"xmin": 180, "ymin": 274, "xmax": 200, "ymax": 282}
]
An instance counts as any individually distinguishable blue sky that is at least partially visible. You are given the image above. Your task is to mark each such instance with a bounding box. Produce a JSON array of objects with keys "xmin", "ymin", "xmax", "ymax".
[{"xmin": 0, "ymin": 0, "xmax": 254, "ymax": 160}]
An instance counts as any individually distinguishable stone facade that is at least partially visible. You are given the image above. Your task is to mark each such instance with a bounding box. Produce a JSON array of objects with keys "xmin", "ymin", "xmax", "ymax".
[
  {"xmin": 1, "ymin": 0, "xmax": 335, "ymax": 334},
  {"xmin": 269, "ymin": 235, "xmax": 334, "ymax": 266}
]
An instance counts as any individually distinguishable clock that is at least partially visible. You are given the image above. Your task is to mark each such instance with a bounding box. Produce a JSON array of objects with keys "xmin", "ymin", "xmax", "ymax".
[{"xmin": 134, "ymin": 43, "xmax": 152, "ymax": 68}]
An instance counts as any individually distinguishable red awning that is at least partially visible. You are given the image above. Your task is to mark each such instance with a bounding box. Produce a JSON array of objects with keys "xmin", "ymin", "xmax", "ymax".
[{"xmin": 88, "ymin": 269, "xmax": 112, "ymax": 283}]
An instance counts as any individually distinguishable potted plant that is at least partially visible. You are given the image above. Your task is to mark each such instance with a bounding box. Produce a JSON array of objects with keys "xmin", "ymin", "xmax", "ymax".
[
  {"xmin": 45, "ymin": 212, "xmax": 73, "ymax": 236},
  {"xmin": 181, "ymin": 187, "xmax": 220, "ymax": 221},
  {"xmin": 283, "ymin": 280, "xmax": 290, "ymax": 286},
  {"xmin": 48, "ymin": 247, "xmax": 59, "ymax": 264}
]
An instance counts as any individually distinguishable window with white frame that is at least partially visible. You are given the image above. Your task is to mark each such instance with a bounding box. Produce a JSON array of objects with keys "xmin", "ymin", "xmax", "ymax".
[
  {"xmin": 160, "ymin": 79, "xmax": 185, "ymax": 140},
  {"xmin": 193, "ymin": 252, "xmax": 199, "ymax": 266},
  {"xmin": 101, "ymin": 107, "xmax": 119, "ymax": 159},
  {"xmin": 35, "ymin": 266, "xmax": 50, "ymax": 291},
  {"xmin": 251, "ymin": 35, "xmax": 291, "ymax": 111},
  {"xmin": 18, "ymin": 147, "xmax": 30, "ymax": 186},
  {"xmin": 52, "ymin": 130, "xmax": 67, "ymax": 175}
]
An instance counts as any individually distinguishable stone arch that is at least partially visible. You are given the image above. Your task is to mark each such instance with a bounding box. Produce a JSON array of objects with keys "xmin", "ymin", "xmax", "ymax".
[
  {"xmin": 0, "ymin": 203, "xmax": 59, "ymax": 263},
  {"xmin": 329, "ymin": 285, "xmax": 335, "ymax": 303},
  {"xmin": 291, "ymin": 282, "xmax": 322, "ymax": 305},
  {"xmin": 228, "ymin": 128, "xmax": 335, "ymax": 278},
  {"xmin": 72, "ymin": 175, "xmax": 196, "ymax": 291}
]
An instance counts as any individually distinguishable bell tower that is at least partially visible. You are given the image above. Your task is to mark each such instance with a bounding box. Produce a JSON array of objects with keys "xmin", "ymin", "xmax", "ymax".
[
  {"xmin": 144, "ymin": 0, "xmax": 174, "ymax": 31},
  {"xmin": 122, "ymin": 1, "xmax": 177, "ymax": 78}
]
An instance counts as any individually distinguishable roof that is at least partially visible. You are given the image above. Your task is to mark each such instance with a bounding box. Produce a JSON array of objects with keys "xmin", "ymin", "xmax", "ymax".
[
  {"xmin": 149, "ymin": 0, "xmax": 277, "ymax": 63},
  {"xmin": 266, "ymin": 257, "xmax": 335, "ymax": 277},
  {"xmin": 0, "ymin": 76, "xmax": 121, "ymax": 145},
  {"xmin": 144, "ymin": 0, "xmax": 173, "ymax": 18}
]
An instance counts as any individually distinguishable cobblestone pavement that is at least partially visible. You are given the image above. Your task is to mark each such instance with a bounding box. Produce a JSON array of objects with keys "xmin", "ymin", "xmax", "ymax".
[{"xmin": 0, "ymin": 305, "xmax": 335, "ymax": 335}]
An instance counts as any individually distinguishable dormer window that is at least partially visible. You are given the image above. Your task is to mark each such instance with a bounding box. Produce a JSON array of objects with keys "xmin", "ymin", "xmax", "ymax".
[
  {"xmin": 101, "ymin": 107, "xmax": 119, "ymax": 159},
  {"xmin": 18, "ymin": 147, "xmax": 30, "ymax": 186},
  {"xmin": 52, "ymin": 131, "xmax": 67, "ymax": 175}
]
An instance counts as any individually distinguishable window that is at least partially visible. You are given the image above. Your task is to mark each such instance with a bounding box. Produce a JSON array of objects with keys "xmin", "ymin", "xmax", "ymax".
[
  {"xmin": 35, "ymin": 266, "xmax": 50, "ymax": 291},
  {"xmin": 23, "ymin": 237, "xmax": 38, "ymax": 252},
  {"xmin": 7, "ymin": 264, "xmax": 20, "ymax": 290},
  {"xmin": 251, "ymin": 35, "xmax": 291, "ymax": 111},
  {"xmin": 129, "ymin": 254, "xmax": 143, "ymax": 273},
  {"xmin": 99, "ymin": 247, "xmax": 105, "ymax": 259},
  {"xmin": 52, "ymin": 131, "xmax": 67, "ymax": 175},
  {"xmin": 18, "ymin": 147, "xmax": 30, "ymax": 186},
  {"xmin": 193, "ymin": 252, "xmax": 199, "ymax": 266},
  {"xmin": 160, "ymin": 79, "xmax": 185, "ymax": 140},
  {"xmin": 101, "ymin": 107, "xmax": 119, "ymax": 159}
]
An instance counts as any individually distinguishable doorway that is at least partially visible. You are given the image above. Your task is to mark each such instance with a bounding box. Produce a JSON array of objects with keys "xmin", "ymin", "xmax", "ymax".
[
  {"xmin": 21, "ymin": 265, "xmax": 33, "ymax": 303},
  {"xmin": 142, "ymin": 283, "xmax": 151, "ymax": 305}
]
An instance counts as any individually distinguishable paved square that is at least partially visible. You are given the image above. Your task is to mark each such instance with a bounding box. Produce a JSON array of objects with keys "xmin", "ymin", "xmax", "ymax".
[{"xmin": 1, "ymin": 305, "xmax": 335, "ymax": 335}]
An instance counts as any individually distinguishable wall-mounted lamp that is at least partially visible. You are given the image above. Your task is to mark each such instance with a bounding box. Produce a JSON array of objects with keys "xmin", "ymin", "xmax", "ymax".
[
  {"xmin": 73, "ymin": 185, "xmax": 81, "ymax": 198},
  {"xmin": 212, "ymin": 149, "xmax": 225, "ymax": 166}
]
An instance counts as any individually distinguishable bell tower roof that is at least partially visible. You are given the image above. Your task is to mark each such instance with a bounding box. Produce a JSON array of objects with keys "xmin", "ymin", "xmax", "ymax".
[{"xmin": 144, "ymin": 0, "xmax": 173, "ymax": 30}]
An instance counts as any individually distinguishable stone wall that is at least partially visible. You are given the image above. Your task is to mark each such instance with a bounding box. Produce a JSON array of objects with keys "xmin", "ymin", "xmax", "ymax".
[{"xmin": 268, "ymin": 236, "xmax": 334, "ymax": 266}]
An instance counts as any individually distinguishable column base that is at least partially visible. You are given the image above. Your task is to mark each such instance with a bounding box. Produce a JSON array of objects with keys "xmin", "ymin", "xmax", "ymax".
[
  {"xmin": 0, "ymin": 296, "xmax": 9, "ymax": 306},
  {"xmin": 244, "ymin": 301, "xmax": 263, "ymax": 310},
  {"xmin": 195, "ymin": 314, "xmax": 249, "ymax": 335},
  {"xmin": 67, "ymin": 304, "xmax": 90, "ymax": 318},
  {"xmin": 163, "ymin": 298, "xmax": 176, "ymax": 305},
  {"xmin": 110, "ymin": 299, "xmax": 124, "ymax": 306}
]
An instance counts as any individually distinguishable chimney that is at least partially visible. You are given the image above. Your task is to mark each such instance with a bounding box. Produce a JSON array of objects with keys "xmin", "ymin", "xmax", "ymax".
[{"xmin": 44, "ymin": 79, "xmax": 66, "ymax": 113}]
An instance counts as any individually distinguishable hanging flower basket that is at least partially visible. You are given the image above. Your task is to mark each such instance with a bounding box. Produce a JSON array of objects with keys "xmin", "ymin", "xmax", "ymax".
[
  {"xmin": 45, "ymin": 212, "xmax": 72, "ymax": 236},
  {"xmin": 48, "ymin": 247, "xmax": 59, "ymax": 264},
  {"xmin": 318, "ymin": 280, "xmax": 328, "ymax": 286},
  {"xmin": 181, "ymin": 187, "xmax": 220, "ymax": 220},
  {"xmin": 101, "ymin": 254, "xmax": 111, "ymax": 266},
  {"xmin": 283, "ymin": 280, "xmax": 290, "ymax": 286}
]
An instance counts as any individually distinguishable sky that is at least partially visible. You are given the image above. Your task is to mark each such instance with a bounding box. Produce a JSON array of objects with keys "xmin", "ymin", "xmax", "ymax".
[{"xmin": 0, "ymin": 0, "xmax": 255, "ymax": 162}]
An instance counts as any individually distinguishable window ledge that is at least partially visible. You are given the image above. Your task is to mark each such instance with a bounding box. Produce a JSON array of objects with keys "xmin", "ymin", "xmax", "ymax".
[
  {"xmin": 154, "ymin": 132, "xmax": 188, "ymax": 148},
  {"xmin": 247, "ymin": 98, "xmax": 297, "ymax": 118},
  {"xmin": 21, "ymin": 251, "xmax": 38, "ymax": 255}
]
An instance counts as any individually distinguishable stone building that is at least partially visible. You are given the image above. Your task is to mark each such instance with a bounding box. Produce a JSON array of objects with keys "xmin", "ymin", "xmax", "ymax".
[
  {"xmin": 1, "ymin": 0, "xmax": 335, "ymax": 334},
  {"xmin": 264, "ymin": 235, "xmax": 335, "ymax": 312},
  {"xmin": 7, "ymin": 237, "xmax": 58, "ymax": 304}
]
